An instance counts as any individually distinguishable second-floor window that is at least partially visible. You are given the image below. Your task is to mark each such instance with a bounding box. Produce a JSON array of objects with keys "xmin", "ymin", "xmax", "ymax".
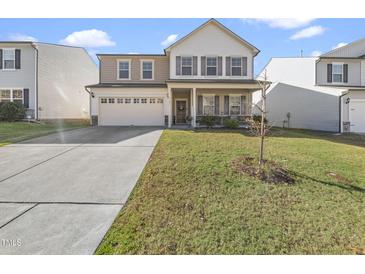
[
  {"xmin": 231, "ymin": 57, "xmax": 242, "ymax": 76},
  {"xmin": 3, "ymin": 49, "xmax": 15, "ymax": 70},
  {"xmin": 181, "ymin": 57, "xmax": 192, "ymax": 76},
  {"xmin": 206, "ymin": 57, "xmax": 217, "ymax": 76},
  {"xmin": 332, "ymin": 63, "xmax": 343, "ymax": 83},
  {"xmin": 141, "ymin": 61, "xmax": 153, "ymax": 80},
  {"xmin": 118, "ymin": 60, "xmax": 130, "ymax": 79}
]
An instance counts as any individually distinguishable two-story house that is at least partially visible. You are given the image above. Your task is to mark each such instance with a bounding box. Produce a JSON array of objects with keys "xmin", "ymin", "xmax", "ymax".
[
  {"xmin": 0, "ymin": 42, "xmax": 98, "ymax": 120},
  {"xmin": 86, "ymin": 19, "xmax": 261, "ymax": 127},
  {"xmin": 316, "ymin": 37, "xmax": 365, "ymax": 133}
]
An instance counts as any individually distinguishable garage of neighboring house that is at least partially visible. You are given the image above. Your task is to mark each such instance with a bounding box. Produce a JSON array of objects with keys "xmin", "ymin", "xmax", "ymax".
[{"xmin": 349, "ymin": 99, "xmax": 365, "ymax": 132}]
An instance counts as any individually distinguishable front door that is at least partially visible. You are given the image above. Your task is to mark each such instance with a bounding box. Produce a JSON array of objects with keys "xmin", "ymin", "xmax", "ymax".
[{"xmin": 175, "ymin": 100, "xmax": 187, "ymax": 124}]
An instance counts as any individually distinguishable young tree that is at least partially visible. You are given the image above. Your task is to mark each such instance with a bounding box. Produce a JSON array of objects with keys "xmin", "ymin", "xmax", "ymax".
[{"xmin": 255, "ymin": 70, "xmax": 270, "ymax": 167}]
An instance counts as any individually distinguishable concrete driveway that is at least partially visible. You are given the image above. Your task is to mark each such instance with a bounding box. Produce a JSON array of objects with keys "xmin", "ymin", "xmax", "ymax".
[{"xmin": 0, "ymin": 126, "xmax": 163, "ymax": 254}]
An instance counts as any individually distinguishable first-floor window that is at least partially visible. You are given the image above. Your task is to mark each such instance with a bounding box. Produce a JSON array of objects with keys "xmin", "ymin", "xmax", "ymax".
[
  {"xmin": 0, "ymin": 89, "xmax": 23, "ymax": 103},
  {"xmin": 203, "ymin": 95, "xmax": 215, "ymax": 116},
  {"xmin": 332, "ymin": 63, "xmax": 343, "ymax": 83},
  {"xmin": 229, "ymin": 95, "xmax": 241, "ymax": 115}
]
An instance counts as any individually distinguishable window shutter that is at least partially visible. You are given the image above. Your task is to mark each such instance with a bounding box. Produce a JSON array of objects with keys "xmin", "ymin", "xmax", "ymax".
[
  {"xmin": 224, "ymin": 95, "xmax": 229, "ymax": 115},
  {"xmin": 218, "ymin": 57, "xmax": 223, "ymax": 76},
  {"xmin": 193, "ymin": 56, "xmax": 198, "ymax": 75},
  {"xmin": 242, "ymin": 57, "xmax": 247, "ymax": 76},
  {"xmin": 240, "ymin": 96, "xmax": 246, "ymax": 115},
  {"xmin": 0, "ymin": 49, "xmax": 2, "ymax": 69},
  {"xmin": 327, "ymin": 64, "xmax": 332, "ymax": 83},
  {"xmin": 197, "ymin": 95, "xmax": 203, "ymax": 115},
  {"xmin": 201, "ymin": 56, "xmax": 206, "ymax": 76},
  {"xmin": 226, "ymin": 57, "xmax": 231, "ymax": 76},
  {"xmin": 176, "ymin": 56, "xmax": 181, "ymax": 76},
  {"xmin": 23, "ymin": 88, "xmax": 29, "ymax": 108},
  {"xmin": 15, "ymin": 49, "xmax": 21, "ymax": 69},
  {"xmin": 343, "ymin": 64, "xmax": 348, "ymax": 83},
  {"xmin": 214, "ymin": 95, "xmax": 220, "ymax": 115}
]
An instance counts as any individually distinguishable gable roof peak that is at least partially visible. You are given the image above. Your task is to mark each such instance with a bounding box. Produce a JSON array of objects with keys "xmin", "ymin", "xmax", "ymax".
[{"xmin": 164, "ymin": 18, "xmax": 260, "ymax": 56}]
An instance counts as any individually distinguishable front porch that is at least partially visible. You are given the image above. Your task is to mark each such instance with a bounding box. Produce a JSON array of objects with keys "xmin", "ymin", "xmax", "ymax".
[{"xmin": 167, "ymin": 81, "xmax": 261, "ymax": 128}]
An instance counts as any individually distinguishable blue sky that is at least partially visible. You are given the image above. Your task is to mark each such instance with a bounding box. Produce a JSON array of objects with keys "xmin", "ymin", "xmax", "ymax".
[{"xmin": 0, "ymin": 18, "xmax": 364, "ymax": 75}]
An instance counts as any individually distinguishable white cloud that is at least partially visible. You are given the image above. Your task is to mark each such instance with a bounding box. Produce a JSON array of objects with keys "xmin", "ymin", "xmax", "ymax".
[
  {"xmin": 8, "ymin": 33, "xmax": 38, "ymax": 42},
  {"xmin": 332, "ymin": 42, "xmax": 348, "ymax": 50},
  {"xmin": 161, "ymin": 34, "xmax": 178, "ymax": 47},
  {"xmin": 290, "ymin": 26, "xmax": 326, "ymax": 40},
  {"xmin": 311, "ymin": 50, "xmax": 322, "ymax": 57},
  {"xmin": 60, "ymin": 29, "xmax": 116, "ymax": 48},
  {"xmin": 241, "ymin": 18, "xmax": 315, "ymax": 29}
]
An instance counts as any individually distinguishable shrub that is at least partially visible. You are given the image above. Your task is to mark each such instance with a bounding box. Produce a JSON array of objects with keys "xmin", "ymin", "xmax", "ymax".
[
  {"xmin": 223, "ymin": 118, "xmax": 239, "ymax": 129},
  {"xmin": 200, "ymin": 116, "xmax": 215, "ymax": 128},
  {"xmin": 0, "ymin": 101, "xmax": 26, "ymax": 122},
  {"xmin": 252, "ymin": 114, "xmax": 268, "ymax": 124}
]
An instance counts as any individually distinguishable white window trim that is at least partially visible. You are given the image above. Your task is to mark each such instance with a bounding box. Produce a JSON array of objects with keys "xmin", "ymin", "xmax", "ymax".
[
  {"xmin": 202, "ymin": 94, "xmax": 215, "ymax": 116},
  {"xmin": 117, "ymin": 59, "xmax": 131, "ymax": 80},
  {"xmin": 0, "ymin": 88, "xmax": 24, "ymax": 103},
  {"xmin": 230, "ymin": 56, "xmax": 243, "ymax": 77},
  {"xmin": 206, "ymin": 56, "xmax": 218, "ymax": 77},
  {"xmin": 140, "ymin": 59, "xmax": 154, "ymax": 80},
  {"xmin": 332, "ymin": 62, "xmax": 344, "ymax": 83},
  {"xmin": 2, "ymin": 48, "xmax": 16, "ymax": 71},
  {"xmin": 229, "ymin": 94, "xmax": 241, "ymax": 116},
  {"xmin": 181, "ymin": 56, "xmax": 193, "ymax": 76}
]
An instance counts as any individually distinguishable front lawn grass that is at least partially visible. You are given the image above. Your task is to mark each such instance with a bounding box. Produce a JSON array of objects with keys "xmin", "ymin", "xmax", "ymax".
[
  {"xmin": 0, "ymin": 120, "xmax": 89, "ymax": 146},
  {"xmin": 96, "ymin": 128, "xmax": 365, "ymax": 254}
]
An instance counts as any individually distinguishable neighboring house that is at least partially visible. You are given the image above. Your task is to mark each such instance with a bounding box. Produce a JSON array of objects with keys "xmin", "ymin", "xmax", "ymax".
[
  {"xmin": 86, "ymin": 19, "xmax": 261, "ymax": 127},
  {"xmin": 316, "ymin": 37, "xmax": 365, "ymax": 133},
  {"xmin": 0, "ymin": 42, "xmax": 98, "ymax": 120},
  {"xmin": 254, "ymin": 57, "xmax": 345, "ymax": 132}
]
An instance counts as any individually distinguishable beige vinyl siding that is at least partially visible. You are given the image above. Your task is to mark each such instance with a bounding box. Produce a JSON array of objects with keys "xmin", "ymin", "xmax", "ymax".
[{"xmin": 100, "ymin": 56, "xmax": 169, "ymax": 83}]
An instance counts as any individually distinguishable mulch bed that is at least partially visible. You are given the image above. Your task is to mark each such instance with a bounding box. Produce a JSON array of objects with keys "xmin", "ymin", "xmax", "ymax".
[{"xmin": 231, "ymin": 156, "xmax": 295, "ymax": 184}]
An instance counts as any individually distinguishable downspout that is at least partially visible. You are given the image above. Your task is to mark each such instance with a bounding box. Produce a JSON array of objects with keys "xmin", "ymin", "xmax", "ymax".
[
  {"xmin": 339, "ymin": 91, "xmax": 349, "ymax": 133},
  {"xmin": 84, "ymin": 87, "xmax": 94, "ymax": 125},
  {"xmin": 30, "ymin": 43, "xmax": 39, "ymax": 120}
]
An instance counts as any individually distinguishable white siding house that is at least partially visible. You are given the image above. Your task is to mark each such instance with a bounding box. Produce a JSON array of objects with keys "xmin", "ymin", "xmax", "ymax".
[{"xmin": 254, "ymin": 57, "xmax": 345, "ymax": 132}]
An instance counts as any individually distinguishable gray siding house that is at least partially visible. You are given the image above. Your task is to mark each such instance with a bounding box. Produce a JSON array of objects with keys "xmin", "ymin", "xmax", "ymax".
[
  {"xmin": 316, "ymin": 37, "xmax": 365, "ymax": 133},
  {"xmin": 0, "ymin": 42, "xmax": 98, "ymax": 120}
]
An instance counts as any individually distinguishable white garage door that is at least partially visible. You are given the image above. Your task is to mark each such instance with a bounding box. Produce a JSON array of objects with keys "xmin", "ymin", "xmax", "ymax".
[
  {"xmin": 350, "ymin": 100, "xmax": 365, "ymax": 133},
  {"xmin": 99, "ymin": 97, "xmax": 165, "ymax": 126}
]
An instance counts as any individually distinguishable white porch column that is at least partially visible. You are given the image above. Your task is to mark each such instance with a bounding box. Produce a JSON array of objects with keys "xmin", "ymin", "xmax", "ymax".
[
  {"xmin": 192, "ymin": 87, "xmax": 197, "ymax": 127},
  {"xmin": 168, "ymin": 87, "xmax": 172, "ymax": 128}
]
